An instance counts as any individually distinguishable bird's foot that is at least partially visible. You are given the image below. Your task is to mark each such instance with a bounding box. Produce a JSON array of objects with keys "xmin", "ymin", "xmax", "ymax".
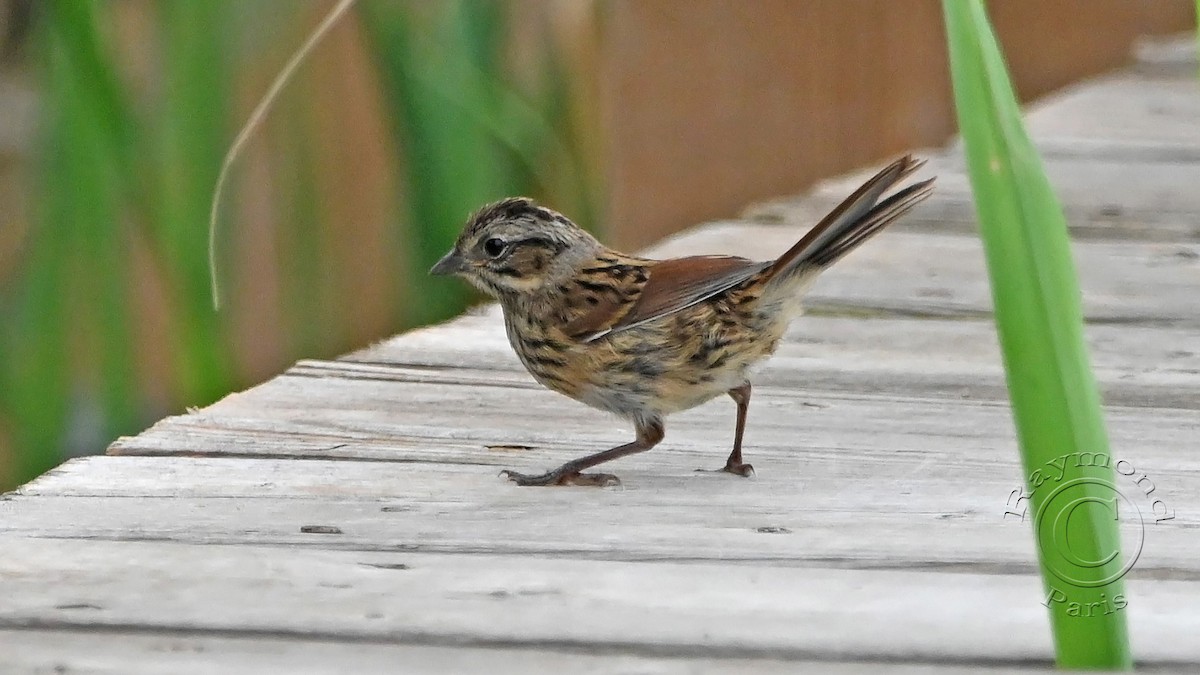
[
  {"xmin": 499, "ymin": 468, "xmax": 621, "ymax": 487},
  {"xmin": 696, "ymin": 461, "xmax": 755, "ymax": 478}
]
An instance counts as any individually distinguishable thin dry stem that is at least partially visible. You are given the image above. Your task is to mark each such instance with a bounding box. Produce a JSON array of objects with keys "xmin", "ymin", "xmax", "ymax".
[{"xmin": 207, "ymin": 0, "xmax": 358, "ymax": 310}]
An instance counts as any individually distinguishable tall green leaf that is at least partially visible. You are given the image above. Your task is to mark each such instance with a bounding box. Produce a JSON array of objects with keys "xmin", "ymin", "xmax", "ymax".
[
  {"xmin": 3, "ymin": 0, "xmax": 141, "ymax": 487},
  {"xmin": 943, "ymin": 1, "xmax": 1131, "ymax": 669},
  {"xmin": 156, "ymin": 1, "xmax": 235, "ymax": 404},
  {"xmin": 276, "ymin": 93, "xmax": 331, "ymax": 358},
  {"xmin": 361, "ymin": 1, "xmax": 505, "ymax": 326},
  {"xmin": 360, "ymin": 0, "xmax": 590, "ymax": 326}
]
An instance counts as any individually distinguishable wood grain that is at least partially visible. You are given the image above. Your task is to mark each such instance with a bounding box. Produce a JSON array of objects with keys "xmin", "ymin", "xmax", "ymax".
[
  {"xmin": 3, "ymin": 630, "xmax": 1052, "ymax": 675},
  {"xmin": 0, "ymin": 535, "xmax": 1194, "ymax": 668},
  {"xmin": 4, "ymin": 456, "xmax": 1196, "ymax": 576}
]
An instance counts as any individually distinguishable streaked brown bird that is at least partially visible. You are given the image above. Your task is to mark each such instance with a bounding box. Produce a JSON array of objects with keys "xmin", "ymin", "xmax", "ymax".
[{"xmin": 431, "ymin": 155, "xmax": 934, "ymax": 486}]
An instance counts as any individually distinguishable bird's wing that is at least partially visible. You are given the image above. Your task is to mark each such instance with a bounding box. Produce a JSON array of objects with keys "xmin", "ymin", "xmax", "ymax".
[{"xmin": 564, "ymin": 255, "xmax": 769, "ymax": 342}]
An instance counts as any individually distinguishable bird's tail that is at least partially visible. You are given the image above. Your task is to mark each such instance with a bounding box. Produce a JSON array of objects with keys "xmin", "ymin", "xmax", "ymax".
[{"xmin": 763, "ymin": 155, "xmax": 934, "ymax": 287}]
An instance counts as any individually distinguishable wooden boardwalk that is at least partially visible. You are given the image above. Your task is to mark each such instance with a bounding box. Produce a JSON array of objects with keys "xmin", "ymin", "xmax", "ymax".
[{"xmin": 3, "ymin": 39, "xmax": 1199, "ymax": 673}]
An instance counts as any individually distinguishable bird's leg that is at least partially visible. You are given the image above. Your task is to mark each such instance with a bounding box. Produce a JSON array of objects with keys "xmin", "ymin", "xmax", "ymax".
[
  {"xmin": 501, "ymin": 418, "xmax": 664, "ymax": 487},
  {"xmin": 699, "ymin": 382, "xmax": 755, "ymax": 477}
]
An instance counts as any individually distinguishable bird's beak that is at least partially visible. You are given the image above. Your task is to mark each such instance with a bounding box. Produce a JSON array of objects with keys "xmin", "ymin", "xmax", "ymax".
[{"xmin": 430, "ymin": 250, "xmax": 466, "ymax": 276}]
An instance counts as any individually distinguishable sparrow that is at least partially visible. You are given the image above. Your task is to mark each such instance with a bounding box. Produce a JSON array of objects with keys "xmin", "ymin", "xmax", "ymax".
[{"xmin": 431, "ymin": 155, "xmax": 934, "ymax": 486}]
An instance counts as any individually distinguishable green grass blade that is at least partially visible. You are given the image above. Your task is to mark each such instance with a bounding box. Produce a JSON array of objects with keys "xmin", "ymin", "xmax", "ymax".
[
  {"xmin": 2, "ymin": 127, "xmax": 71, "ymax": 486},
  {"xmin": 361, "ymin": 0, "xmax": 594, "ymax": 327},
  {"xmin": 276, "ymin": 91, "xmax": 332, "ymax": 356},
  {"xmin": 2, "ymin": 0, "xmax": 140, "ymax": 489},
  {"xmin": 943, "ymin": 1, "xmax": 1132, "ymax": 668},
  {"xmin": 55, "ymin": 28, "xmax": 139, "ymax": 442},
  {"xmin": 155, "ymin": 1, "xmax": 235, "ymax": 404},
  {"xmin": 361, "ymin": 0, "xmax": 514, "ymax": 327},
  {"xmin": 41, "ymin": 0, "xmax": 138, "ymax": 180}
]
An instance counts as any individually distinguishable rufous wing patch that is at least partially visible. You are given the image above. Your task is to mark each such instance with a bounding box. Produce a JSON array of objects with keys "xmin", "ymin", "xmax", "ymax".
[{"xmin": 564, "ymin": 255, "xmax": 767, "ymax": 342}]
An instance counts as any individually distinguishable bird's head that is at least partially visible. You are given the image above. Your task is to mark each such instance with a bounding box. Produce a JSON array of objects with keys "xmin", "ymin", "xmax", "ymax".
[{"xmin": 430, "ymin": 197, "xmax": 601, "ymax": 299}]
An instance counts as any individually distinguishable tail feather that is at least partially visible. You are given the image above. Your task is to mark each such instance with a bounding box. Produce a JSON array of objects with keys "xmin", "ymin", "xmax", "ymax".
[
  {"xmin": 765, "ymin": 155, "xmax": 933, "ymax": 284},
  {"xmin": 803, "ymin": 178, "xmax": 935, "ymax": 267}
]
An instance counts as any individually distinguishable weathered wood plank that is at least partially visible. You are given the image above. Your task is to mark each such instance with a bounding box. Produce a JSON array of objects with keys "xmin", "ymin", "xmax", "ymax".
[
  {"xmin": 345, "ymin": 309, "xmax": 1200, "ymax": 409},
  {"xmin": 642, "ymin": 228, "xmax": 1200, "ymax": 325},
  {"xmin": 747, "ymin": 155, "xmax": 1200, "ymax": 242},
  {"xmin": 739, "ymin": 158, "xmax": 1200, "ymax": 240},
  {"xmin": 1023, "ymin": 74, "xmax": 1200, "ymax": 158},
  {"xmin": 106, "ymin": 364, "xmax": 1200, "ymax": 469},
  {"xmin": 2, "ymin": 629, "xmax": 1048, "ymax": 675},
  {"xmin": 1131, "ymin": 35, "xmax": 1199, "ymax": 78},
  {"xmin": 5, "ymin": 457, "xmax": 1195, "ymax": 578},
  {"xmin": 0, "ymin": 536, "xmax": 1194, "ymax": 667}
]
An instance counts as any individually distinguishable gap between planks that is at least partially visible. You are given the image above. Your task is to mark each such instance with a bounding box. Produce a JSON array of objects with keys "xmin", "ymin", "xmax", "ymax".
[
  {"xmin": 0, "ymin": 628, "xmax": 1061, "ymax": 675},
  {"xmin": 1, "ymin": 537, "xmax": 1198, "ymax": 665}
]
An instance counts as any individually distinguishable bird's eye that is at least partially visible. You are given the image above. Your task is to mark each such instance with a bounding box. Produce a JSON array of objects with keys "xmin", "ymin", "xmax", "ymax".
[{"xmin": 483, "ymin": 237, "xmax": 507, "ymax": 258}]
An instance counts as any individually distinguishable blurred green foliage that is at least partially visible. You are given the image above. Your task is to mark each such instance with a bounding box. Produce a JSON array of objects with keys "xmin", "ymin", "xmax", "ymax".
[
  {"xmin": 0, "ymin": 0, "xmax": 597, "ymax": 490},
  {"xmin": 361, "ymin": 0, "xmax": 596, "ymax": 327}
]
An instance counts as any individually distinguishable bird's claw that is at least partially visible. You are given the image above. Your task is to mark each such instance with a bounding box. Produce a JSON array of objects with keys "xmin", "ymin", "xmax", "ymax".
[
  {"xmin": 499, "ymin": 469, "xmax": 621, "ymax": 487},
  {"xmin": 695, "ymin": 462, "xmax": 755, "ymax": 478}
]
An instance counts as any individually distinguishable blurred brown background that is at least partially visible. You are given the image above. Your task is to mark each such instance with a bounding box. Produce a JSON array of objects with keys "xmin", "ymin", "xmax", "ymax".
[
  {"xmin": 0, "ymin": 0, "xmax": 1193, "ymax": 489},
  {"xmin": 601, "ymin": 0, "xmax": 1196, "ymax": 247}
]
